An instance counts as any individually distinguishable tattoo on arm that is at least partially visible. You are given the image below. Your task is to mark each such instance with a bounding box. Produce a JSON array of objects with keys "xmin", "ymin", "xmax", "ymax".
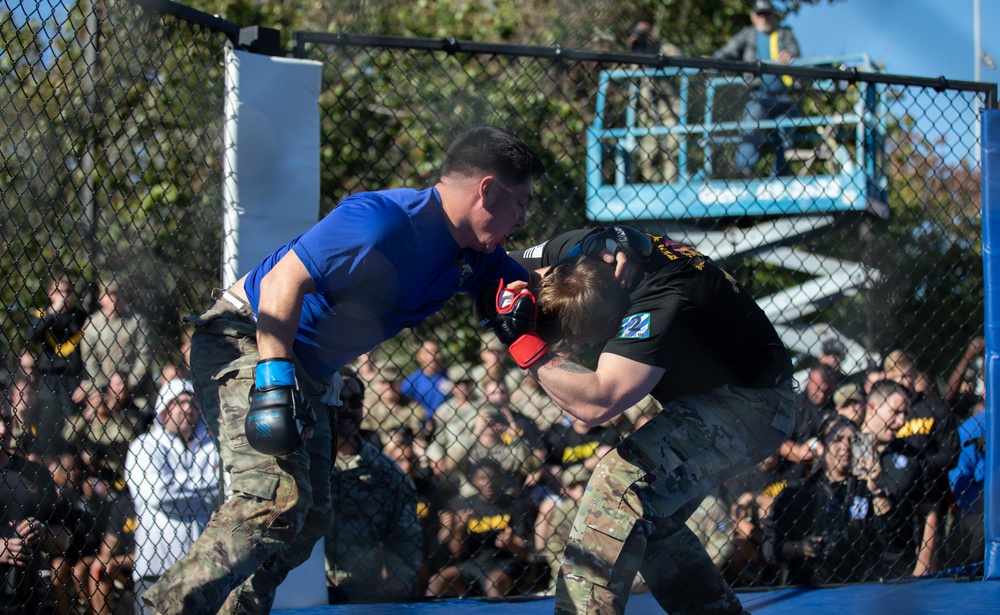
[{"xmin": 544, "ymin": 356, "xmax": 592, "ymax": 374}]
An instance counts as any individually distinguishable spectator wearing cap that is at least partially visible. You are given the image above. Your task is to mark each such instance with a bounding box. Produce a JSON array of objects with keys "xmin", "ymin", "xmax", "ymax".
[
  {"xmin": 326, "ymin": 370, "xmax": 421, "ymax": 601},
  {"xmin": 461, "ymin": 404, "xmax": 540, "ymax": 498},
  {"xmin": 833, "ymin": 382, "xmax": 865, "ymax": 426},
  {"xmin": 712, "ymin": 0, "xmax": 801, "ymax": 177},
  {"xmin": 125, "ymin": 378, "xmax": 221, "ymax": 613},
  {"xmin": 624, "ymin": 13, "xmax": 683, "ymax": 184},
  {"xmin": 363, "ymin": 361, "xmax": 428, "ymax": 445}
]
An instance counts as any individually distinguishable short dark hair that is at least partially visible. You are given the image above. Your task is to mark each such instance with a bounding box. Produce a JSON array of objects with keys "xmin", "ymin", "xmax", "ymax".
[
  {"xmin": 469, "ymin": 457, "xmax": 504, "ymax": 478},
  {"xmin": 442, "ymin": 126, "xmax": 545, "ymax": 186},
  {"xmin": 536, "ymin": 255, "xmax": 631, "ymax": 349},
  {"xmin": 338, "ymin": 368, "xmax": 365, "ymax": 409},
  {"xmin": 867, "ymin": 379, "xmax": 910, "ymax": 406}
]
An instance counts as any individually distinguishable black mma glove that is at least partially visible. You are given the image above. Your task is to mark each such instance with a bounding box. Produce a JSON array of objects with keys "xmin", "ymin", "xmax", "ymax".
[
  {"xmin": 246, "ymin": 358, "xmax": 314, "ymax": 456},
  {"xmin": 571, "ymin": 225, "xmax": 653, "ymax": 264},
  {"xmin": 476, "ymin": 279, "xmax": 549, "ymax": 368}
]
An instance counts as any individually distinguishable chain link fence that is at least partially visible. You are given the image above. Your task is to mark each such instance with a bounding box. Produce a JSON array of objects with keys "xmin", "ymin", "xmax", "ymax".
[{"xmin": 1, "ymin": 0, "xmax": 995, "ymax": 611}]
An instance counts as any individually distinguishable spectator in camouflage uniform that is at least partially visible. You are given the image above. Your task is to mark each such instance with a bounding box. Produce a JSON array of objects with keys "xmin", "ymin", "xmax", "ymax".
[
  {"xmin": 62, "ymin": 372, "xmax": 137, "ymax": 478},
  {"xmin": 325, "ymin": 370, "xmax": 421, "ymax": 601},
  {"xmin": 361, "ymin": 362, "xmax": 426, "ymax": 446},
  {"xmin": 72, "ymin": 278, "xmax": 154, "ymax": 411}
]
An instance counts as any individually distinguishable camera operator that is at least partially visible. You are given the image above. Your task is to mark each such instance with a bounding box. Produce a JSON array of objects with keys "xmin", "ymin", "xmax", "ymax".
[
  {"xmin": 763, "ymin": 417, "xmax": 903, "ymax": 585},
  {"xmin": 626, "ymin": 18, "xmax": 657, "ymax": 54},
  {"xmin": 622, "ymin": 15, "xmax": 683, "ymax": 184}
]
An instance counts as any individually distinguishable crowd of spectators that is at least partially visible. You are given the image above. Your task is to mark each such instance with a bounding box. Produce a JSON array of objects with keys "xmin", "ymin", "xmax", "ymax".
[{"xmin": 0, "ymin": 270, "xmax": 992, "ymax": 612}]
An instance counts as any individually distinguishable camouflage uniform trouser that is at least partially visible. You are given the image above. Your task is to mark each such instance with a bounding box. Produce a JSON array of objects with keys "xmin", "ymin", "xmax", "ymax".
[
  {"xmin": 555, "ymin": 383, "xmax": 795, "ymax": 615},
  {"xmin": 142, "ymin": 299, "xmax": 335, "ymax": 615}
]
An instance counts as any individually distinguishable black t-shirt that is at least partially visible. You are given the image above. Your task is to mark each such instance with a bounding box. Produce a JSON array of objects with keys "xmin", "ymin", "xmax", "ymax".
[
  {"xmin": 0, "ymin": 456, "xmax": 60, "ymax": 605},
  {"xmin": 0, "ymin": 456, "xmax": 59, "ymax": 531},
  {"xmin": 767, "ymin": 473, "xmax": 890, "ymax": 584},
  {"xmin": 875, "ymin": 445, "xmax": 922, "ymax": 573},
  {"xmin": 412, "ymin": 468, "xmax": 452, "ymax": 559},
  {"xmin": 542, "ymin": 423, "xmax": 621, "ymax": 467},
  {"xmin": 512, "ymin": 229, "xmax": 793, "ymax": 404},
  {"xmin": 893, "ymin": 392, "xmax": 960, "ymax": 497},
  {"xmin": 26, "ymin": 307, "xmax": 90, "ymax": 375},
  {"xmin": 104, "ymin": 489, "xmax": 136, "ymax": 553},
  {"xmin": 449, "ymin": 493, "xmax": 528, "ymax": 564}
]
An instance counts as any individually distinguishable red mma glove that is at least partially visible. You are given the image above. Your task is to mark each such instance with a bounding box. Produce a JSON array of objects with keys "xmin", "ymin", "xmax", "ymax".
[{"xmin": 476, "ymin": 279, "xmax": 549, "ymax": 368}]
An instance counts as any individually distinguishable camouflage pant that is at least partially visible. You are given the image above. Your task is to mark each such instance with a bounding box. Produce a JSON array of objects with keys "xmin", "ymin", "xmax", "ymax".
[
  {"xmin": 142, "ymin": 299, "xmax": 336, "ymax": 615},
  {"xmin": 555, "ymin": 383, "xmax": 795, "ymax": 615}
]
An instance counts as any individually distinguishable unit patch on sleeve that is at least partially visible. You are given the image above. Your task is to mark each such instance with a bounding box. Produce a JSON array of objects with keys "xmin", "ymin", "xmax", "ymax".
[{"xmin": 619, "ymin": 312, "xmax": 651, "ymax": 339}]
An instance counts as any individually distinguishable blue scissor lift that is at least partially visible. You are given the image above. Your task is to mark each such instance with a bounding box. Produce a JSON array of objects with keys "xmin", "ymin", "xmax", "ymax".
[{"xmin": 585, "ymin": 55, "xmax": 887, "ymax": 372}]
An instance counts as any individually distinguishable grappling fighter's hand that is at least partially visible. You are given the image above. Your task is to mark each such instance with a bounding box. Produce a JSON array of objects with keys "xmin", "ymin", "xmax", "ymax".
[
  {"xmin": 476, "ymin": 279, "xmax": 549, "ymax": 368},
  {"xmin": 573, "ymin": 225, "xmax": 652, "ymax": 288},
  {"xmin": 246, "ymin": 358, "xmax": 314, "ymax": 456}
]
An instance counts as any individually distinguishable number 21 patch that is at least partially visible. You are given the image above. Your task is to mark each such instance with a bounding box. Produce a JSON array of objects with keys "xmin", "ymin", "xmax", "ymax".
[{"xmin": 619, "ymin": 312, "xmax": 651, "ymax": 339}]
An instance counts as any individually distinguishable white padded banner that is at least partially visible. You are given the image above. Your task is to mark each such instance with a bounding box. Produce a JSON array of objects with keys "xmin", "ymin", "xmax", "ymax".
[
  {"xmin": 222, "ymin": 48, "xmax": 328, "ymax": 609},
  {"xmin": 222, "ymin": 48, "xmax": 322, "ymax": 286}
]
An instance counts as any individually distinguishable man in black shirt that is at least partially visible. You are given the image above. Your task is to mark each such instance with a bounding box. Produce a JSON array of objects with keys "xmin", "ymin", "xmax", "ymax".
[
  {"xmin": 426, "ymin": 458, "xmax": 533, "ymax": 598},
  {"xmin": 24, "ymin": 273, "xmax": 90, "ymax": 457},
  {"xmin": 0, "ymin": 403, "xmax": 64, "ymax": 612},
  {"xmin": 489, "ymin": 227, "xmax": 795, "ymax": 615}
]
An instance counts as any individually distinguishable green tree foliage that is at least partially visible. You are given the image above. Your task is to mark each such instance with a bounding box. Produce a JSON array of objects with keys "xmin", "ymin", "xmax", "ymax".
[
  {"xmin": 3, "ymin": 0, "xmax": 980, "ymax": 384},
  {"xmin": 2, "ymin": 1, "xmax": 229, "ymax": 368}
]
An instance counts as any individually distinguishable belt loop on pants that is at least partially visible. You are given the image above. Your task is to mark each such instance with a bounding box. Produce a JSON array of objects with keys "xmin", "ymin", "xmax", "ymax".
[{"xmin": 212, "ymin": 288, "xmax": 258, "ymax": 323}]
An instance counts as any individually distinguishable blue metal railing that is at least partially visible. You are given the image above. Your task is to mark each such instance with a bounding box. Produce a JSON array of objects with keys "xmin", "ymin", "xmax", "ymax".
[{"xmin": 586, "ymin": 54, "xmax": 886, "ymax": 220}]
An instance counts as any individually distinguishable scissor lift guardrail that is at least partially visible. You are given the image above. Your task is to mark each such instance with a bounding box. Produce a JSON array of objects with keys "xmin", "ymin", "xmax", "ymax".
[{"xmin": 585, "ymin": 55, "xmax": 886, "ymax": 371}]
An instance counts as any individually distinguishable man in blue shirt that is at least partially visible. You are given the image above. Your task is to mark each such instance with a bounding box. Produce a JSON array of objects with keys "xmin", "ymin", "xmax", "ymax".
[
  {"xmin": 142, "ymin": 126, "xmax": 544, "ymax": 615},
  {"xmin": 402, "ymin": 339, "xmax": 451, "ymax": 418},
  {"xmin": 713, "ymin": 0, "xmax": 801, "ymax": 177},
  {"xmin": 948, "ymin": 404, "xmax": 986, "ymax": 566}
]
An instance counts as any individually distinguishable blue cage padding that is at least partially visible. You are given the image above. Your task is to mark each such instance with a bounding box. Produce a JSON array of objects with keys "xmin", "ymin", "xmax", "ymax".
[{"xmin": 983, "ymin": 108, "xmax": 1000, "ymax": 580}]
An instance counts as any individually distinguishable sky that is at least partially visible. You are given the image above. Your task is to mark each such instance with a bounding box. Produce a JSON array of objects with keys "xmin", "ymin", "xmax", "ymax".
[{"xmin": 786, "ymin": 0, "xmax": 999, "ymax": 84}]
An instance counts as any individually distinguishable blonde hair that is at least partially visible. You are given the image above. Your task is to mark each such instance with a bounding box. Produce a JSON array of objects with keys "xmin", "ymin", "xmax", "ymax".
[{"xmin": 536, "ymin": 255, "xmax": 631, "ymax": 350}]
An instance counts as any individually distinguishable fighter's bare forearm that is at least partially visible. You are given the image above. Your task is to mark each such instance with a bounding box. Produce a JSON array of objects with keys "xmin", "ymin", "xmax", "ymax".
[{"xmin": 531, "ymin": 355, "xmax": 623, "ymax": 426}]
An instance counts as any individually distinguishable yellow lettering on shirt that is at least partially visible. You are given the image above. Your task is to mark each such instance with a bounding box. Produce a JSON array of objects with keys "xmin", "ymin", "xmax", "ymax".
[
  {"xmin": 416, "ymin": 501, "xmax": 429, "ymax": 519},
  {"xmin": 562, "ymin": 442, "xmax": 600, "ymax": 464},
  {"xmin": 48, "ymin": 330, "xmax": 82, "ymax": 358},
  {"xmin": 896, "ymin": 417, "xmax": 935, "ymax": 439},
  {"xmin": 467, "ymin": 514, "xmax": 511, "ymax": 534},
  {"xmin": 123, "ymin": 517, "xmax": 138, "ymax": 534},
  {"xmin": 762, "ymin": 480, "xmax": 788, "ymax": 498}
]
